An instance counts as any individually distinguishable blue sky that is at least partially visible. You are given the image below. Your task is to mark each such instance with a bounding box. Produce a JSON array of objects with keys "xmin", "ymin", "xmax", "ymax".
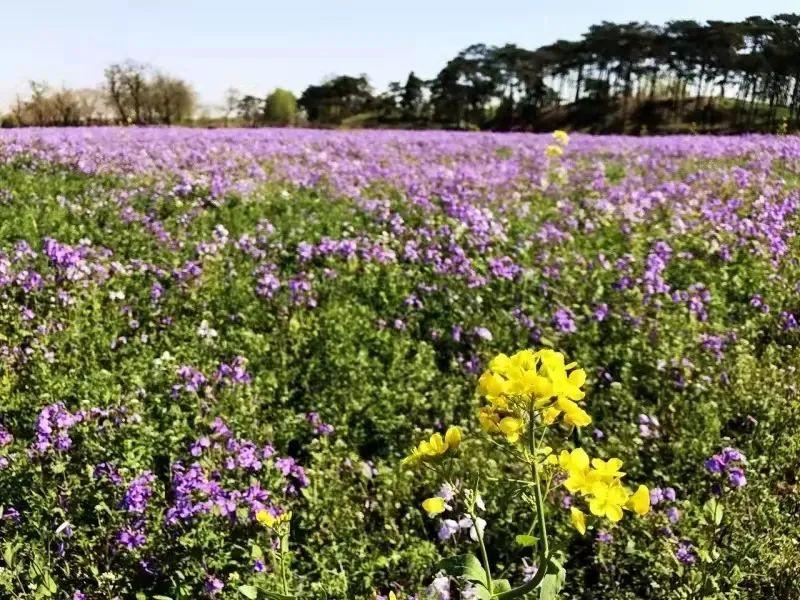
[{"xmin": 2, "ymin": 0, "xmax": 798, "ymax": 111}]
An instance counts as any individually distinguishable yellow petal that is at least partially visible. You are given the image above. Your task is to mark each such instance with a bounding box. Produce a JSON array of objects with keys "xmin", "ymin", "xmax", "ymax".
[
  {"xmin": 444, "ymin": 426, "xmax": 462, "ymax": 450},
  {"xmin": 422, "ymin": 497, "xmax": 446, "ymax": 517},
  {"xmin": 630, "ymin": 485, "xmax": 651, "ymax": 516},
  {"xmin": 570, "ymin": 507, "xmax": 587, "ymax": 534}
]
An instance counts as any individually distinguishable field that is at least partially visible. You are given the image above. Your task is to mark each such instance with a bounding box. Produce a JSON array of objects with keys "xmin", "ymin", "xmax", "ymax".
[{"xmin": 0, "ymin": 127, "xmax": 799, "ymax": 599}]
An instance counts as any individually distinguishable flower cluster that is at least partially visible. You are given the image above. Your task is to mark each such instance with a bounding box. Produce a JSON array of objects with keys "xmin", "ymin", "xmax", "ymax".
[
  {"xmin": 476, "ymin": 349, "xmax": 590, "ymax": 441},
  {"xmin": 559, "ymin": 447, "xmax": 650, "ymax": 530},
  {"xmin": 402, "ymin": 426, "xmax": 461, "ymax": 467},
  {"xmin": 704, "ymin": 447, "xmax": 747, "ymax": 490}
]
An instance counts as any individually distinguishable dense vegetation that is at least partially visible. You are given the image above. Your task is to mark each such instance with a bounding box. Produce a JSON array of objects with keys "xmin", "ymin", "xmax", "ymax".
[{"xmin": 0, "ymin": 128, "xmax": 799, "ymax": 599}]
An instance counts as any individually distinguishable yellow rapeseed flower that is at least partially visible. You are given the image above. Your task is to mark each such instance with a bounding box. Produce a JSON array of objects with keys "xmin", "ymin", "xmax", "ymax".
[
  {"xmin": 444, "ymin": 426, "xmax": 461, "ymax": 450},
  {"xmin": 553, "ymin": 130, "xmax": 570, "ymax": 145},
  {"xmin": 590, "ymin": 458, "xmax": 626, "ymax": 482},
  {"xmin": 498, "ymin": 416, "xmax": 524, "ymax": 443},
  {"xmin": 545, "ymin": 144, "xmax": 564, "ymax": 158},
  {"xmin": 588, "ymin": 481, "xmax": 629, "ymax": 523},
  {"xmin": 422, "ymin": 497, "xmax": 447, "ymax": 517},
  {"xmin": 403, "ymin": 427, "xmax": 462, "ymax": 466},
  {"xmin": 570, "ymin": 507, "xmax": 587, "ymax": 534},
  {"xmin": 629, "ymin": 485, "xmax": 651, "ymax": 516}
]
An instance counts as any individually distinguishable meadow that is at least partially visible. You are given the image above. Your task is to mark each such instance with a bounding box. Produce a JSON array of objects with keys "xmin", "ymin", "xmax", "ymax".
[{"xmin": 0, "ymin": 127, "xmax": 799, "ymax": 599}]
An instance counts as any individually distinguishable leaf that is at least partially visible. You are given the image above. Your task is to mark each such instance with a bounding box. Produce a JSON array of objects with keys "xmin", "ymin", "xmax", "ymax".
[
  {"xmin": 238, "ymin": 585, "xmax": 259, "ymax": 599},
  {"xmin": 493, "ymin": 579, "xmax": 512, "ymax": 593},
  {"xmin": 437, "ymin": 553, "xmax": 489, "ymax": 587},
  {"xmin": 515, "ymin": 535, "xmax": 538, "ymax": 548},
  {"xmin": 152, "ymin": 596, "xmax": 174, "ymax": 600},
  {"xmin": 42, "ymin": 571, "xmax": 58, "ymax": 594},
  {"xmin": 538, "ymin": 557, "xmax": 566, "ymax": 600},
  {"xmin": 251, "ymin": 544, "xmax": 264, "ymax": 559},
  {"xmin": 472, "ymin": 584, "xmax": 492, "ymax": 600},
  {"xmin": 263, "ymin": 593, "xmax": 296, "ymax": 600},
  {"xmin": 703, "ymin": 498, "xmax": 724, "ymax": 526}
]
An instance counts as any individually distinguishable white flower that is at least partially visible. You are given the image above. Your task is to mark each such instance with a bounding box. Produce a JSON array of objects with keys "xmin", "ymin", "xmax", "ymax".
[
  {"xmin": 109, "ymin": 290, "xmax": 125, "ymax": 301},
  {"xmin": 197, "ymin": 319, "xmax": 218, "ymax": 340}
]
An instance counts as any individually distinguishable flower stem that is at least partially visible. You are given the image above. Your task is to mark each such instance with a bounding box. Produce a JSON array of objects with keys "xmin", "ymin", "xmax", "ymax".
[
  {"xmin": 469, "ymin": 502, "xmax": 493, "ymax": 594},
  {"xmin": 494, "ymin": 412, "xmax": 551, "ymax": 599}
]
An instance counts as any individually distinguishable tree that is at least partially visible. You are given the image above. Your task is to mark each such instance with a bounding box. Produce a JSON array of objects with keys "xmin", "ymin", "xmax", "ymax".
[
  {"xmin": 223, "ymin": 87, "xmax": 240, "ymax": 126},
  {"xmin": 149, "ymin": 74, "xmax": 196, "ymax": 124},
  {"xmin": 400, "ymin": 71, "xmax": 425, "ymax": 118},
  {"xmin": 263, "ymin": 88, "xmax": 297, "ymax": 126},
  {"xmin": 237, "ymin": 95, "xmax": 262, "ymax": 126},
  {"xmin": 104, "ymin": 61, "xmax": 149, "ymax": 123},
  {"xmin": 298, "ymin": 75, "xmax": 374, "ymax": 124}
]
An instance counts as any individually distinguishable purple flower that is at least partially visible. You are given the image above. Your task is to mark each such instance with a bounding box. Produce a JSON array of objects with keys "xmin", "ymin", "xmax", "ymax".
[
  {"xmin": 675, "ymin": 541, "xmax": 697, "ymax": 565},
  {"xmin": 116, "ymin": 527, "xmax": 147, "ymax": 550},
  {"xmin": 305, "ymin": 412, "xmax": 334, "ymax": 436},
  {"xmin": 593, "ymin": 303, "xmax": 609, "ymax": 322},
  {"xmin": 0, "ymin": 424, "xmax": 12, "ymax": 446},
  {"xmin": 121, "ymin": 472, "xmax": 155, "ymax": 514},
  {"xmin": 438, "ymin": 519, "xmax": 460, "ymax": 541},
  {"xmin": 595, "ymin": 531, "xmax": 613, "ymax": 543},
  {"xmin": 552, "ymin": 307, "xmax": 577, "ymax": 334},
  {"xmin": 704, "ymin": 455, "xmax": 725, "ymax": 473},
  {"xmin": 728, "ymin": 467, "xmax": 747, "ymax": 488},
  {"xmin": 204, "ymin": 575, "xmax": 224, "ymax": 596}
]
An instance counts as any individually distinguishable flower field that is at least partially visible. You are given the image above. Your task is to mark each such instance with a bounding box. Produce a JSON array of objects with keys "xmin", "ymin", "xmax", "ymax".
[{"xmin": 0, "ymin": 127, "xmax": 799, "ymax": 599}]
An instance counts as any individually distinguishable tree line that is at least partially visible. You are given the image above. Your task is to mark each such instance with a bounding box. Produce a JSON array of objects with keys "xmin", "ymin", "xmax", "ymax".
[
  {"xmin": 5, "ymin": 14, "xmax": 800, "ymax": 132},
  {"xmin": 298, "ymin": 14, "xmax": 800, "ymax": 132}
]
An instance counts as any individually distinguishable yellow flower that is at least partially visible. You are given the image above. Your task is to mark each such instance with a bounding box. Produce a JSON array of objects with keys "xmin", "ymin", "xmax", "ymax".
[
  {"xmin": 478, "ymin": 406, "xmax": 501, "ymax": 433},
  {"xmin": 541, "ymin": 406, "xmax": 561, "ymax": 425},
  {"xmin": 553, "ymin": 130, "xmax": 570, "ymax": 145},
  {"xmin": 629, "ymin": 485, "xmax": 651, "ymax": 516},
  {"xmin": 420, "ymin": 433, "xmax": 447, "ymax": 456},
  {"xmin": 588, "ymin": 481, "xmax": 629, "ymax": 523},
  {"xmin": 560, "ymin": 448, "xmax": 595, "ymax": 494},
  {"xmin": 498, "ymin": 416, "xmax": 524, "ymax": 443},
  {"xmin": 489, "ymin": 353, "xmax": 513, "ymax": 374},
  {"xmin": 559, "ymin": 447, "xmax": 590, "ymax": 472},
  {"xmin": 255, "ymin": 509, "xmax": 291, "ymax": 529},
  {"xmin": 255, "ymin": 509, "xmax": 275, "ymax": 528},
  {"xmin": 570, "ymin": 507, "xmax": 587, "ymax": 534},
  {"xmin": 562, "ymin": 404, "xmax": 592, "ymax": 428},
  {"xmin": 590, "ymin": 458, "xmax": 625, "ymax": 481},
  {"xmin": 444, "ymin": 426, "xmax": 462, "ymax": 450},
  {"xmin": 422, "ymin": 497, "xmax": 447, "ymax": 517},
  {"xmin": 402, "ymin": 428, "xmax": 460, "ymax": 466},
  {"xmin": 545, "ymin": 144, "xmax": 564, "ymax": 158}
]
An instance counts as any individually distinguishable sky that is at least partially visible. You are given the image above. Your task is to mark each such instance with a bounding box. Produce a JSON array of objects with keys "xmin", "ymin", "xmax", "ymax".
[{"xmin": 2, "ymin": 0, "xmax": 799, "ymax": 112}]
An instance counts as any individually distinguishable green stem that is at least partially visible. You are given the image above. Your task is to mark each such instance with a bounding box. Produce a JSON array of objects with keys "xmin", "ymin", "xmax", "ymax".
[
  {"xmin": 494, "ymin": 411, "xmax": 551, "ymax": 599},
  {"xmin": 470, "ymin": 504, "xmax": 493, "ymax": 594},
  {"xmin": 696, "ymin": 500, "xmax": 721, "ymax": 599}
]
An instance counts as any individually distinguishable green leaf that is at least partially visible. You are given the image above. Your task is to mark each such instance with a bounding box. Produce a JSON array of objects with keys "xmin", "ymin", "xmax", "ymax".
[
  {"xmin": 493, "ymin": 579, "xmax": 512, "ymax": 593},
  {"xmin": 152, "ymin": 596, "xmax": 174, "ymax": 600},
  {"xmin": 538, "ymin": 558, "xmax": 566, "ymax": 600},
  {"xmin": 42, "ymin": 571, "xmax": 57, "ymax": 594},
  {"xmin": 437, "ymin": 554, "xmax": 489, "ymax": 587},
  {"xmin": 472, "ymin": 585, "xmax": 492, "ymax": 600},
  {"xmin": 514, "ymin": 535, "xmax": 538, "ymax": 548},
  {"xmin": 238, "ymin": 585, "xmax": 259, "ymax": 599},
  {"xmin": 263, "ymin": 593, "xmax": 296, "ymax": 600},
  {"xmin": 703, "ymin": 498, "xmax": 724, "ymax": 526}
]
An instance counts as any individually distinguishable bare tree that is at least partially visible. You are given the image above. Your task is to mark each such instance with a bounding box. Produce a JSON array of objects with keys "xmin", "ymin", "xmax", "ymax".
[{"xmin": 223, "ymin": 87, "xmax": 240, "ymax": 126}]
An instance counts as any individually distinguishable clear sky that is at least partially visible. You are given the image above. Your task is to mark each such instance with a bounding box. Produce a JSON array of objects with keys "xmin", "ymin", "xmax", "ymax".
[{"xmin": 2, "ymin": 0, "xmax": 798, "ymax": 111}]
